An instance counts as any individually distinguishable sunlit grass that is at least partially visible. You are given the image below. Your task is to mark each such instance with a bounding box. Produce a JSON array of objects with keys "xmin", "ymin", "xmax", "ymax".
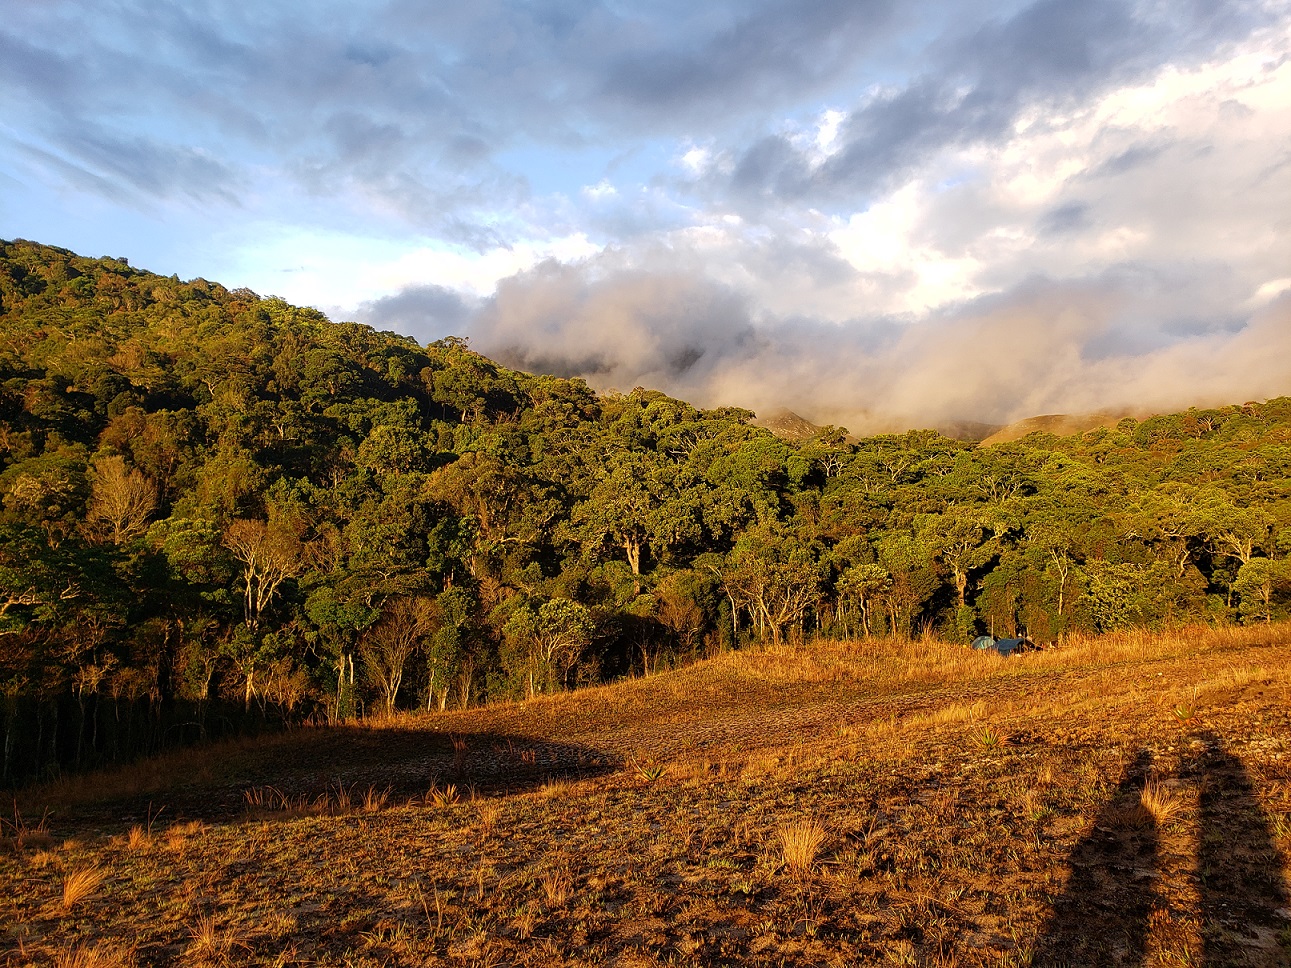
[
  {"xmin": 52, "ymin": 942, "xmax": 134, "ymax": 968},
  {"xmin": 777, "ymin": 818, "xmax": 828, "ymax": 876},
  {"xmin": 3, "ymin": 622, "xmax": 1289, "ymax": 966},
  {"xmin": 61, "ymin": 864, "xmax": 105, "ymax": 909}
]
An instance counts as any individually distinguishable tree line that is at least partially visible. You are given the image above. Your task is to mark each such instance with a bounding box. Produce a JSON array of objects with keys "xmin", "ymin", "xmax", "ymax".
[{"xmin": 2, "ymin": 239, "xmax": 1289, "ymax": 782}]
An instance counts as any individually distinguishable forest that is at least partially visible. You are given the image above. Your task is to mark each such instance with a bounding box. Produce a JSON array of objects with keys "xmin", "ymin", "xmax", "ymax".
[{"xmin": 2, "ymin": 238, "xmax": 1290, "ymax": 784}]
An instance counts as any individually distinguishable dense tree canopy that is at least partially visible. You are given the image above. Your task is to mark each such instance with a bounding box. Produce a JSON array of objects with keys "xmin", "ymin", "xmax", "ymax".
[{"xmin": 3, "ymin": 239, "xmax": 1290, "ymax": 781}]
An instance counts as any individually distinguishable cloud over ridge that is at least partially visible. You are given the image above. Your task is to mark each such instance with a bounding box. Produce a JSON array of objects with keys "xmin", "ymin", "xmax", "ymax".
[{"xmin": 3, "ymin": 0, "xmax": 1289, "ymax": 429}]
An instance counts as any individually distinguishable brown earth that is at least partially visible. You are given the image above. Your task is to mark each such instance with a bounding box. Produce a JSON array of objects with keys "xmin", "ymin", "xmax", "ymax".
[{"xmin": 3, "ymin": 625, "xmax": 1290, "ymax": 966}]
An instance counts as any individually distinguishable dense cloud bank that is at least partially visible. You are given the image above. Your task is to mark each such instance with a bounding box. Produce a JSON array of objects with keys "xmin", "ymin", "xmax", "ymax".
[
  {"xmin": 5, "ymin": 0, "xmax": 1291, "ymax": 427},
  {"xmin": 362, "ymin": 260, "xmax": 1291, "ymax": 432}
]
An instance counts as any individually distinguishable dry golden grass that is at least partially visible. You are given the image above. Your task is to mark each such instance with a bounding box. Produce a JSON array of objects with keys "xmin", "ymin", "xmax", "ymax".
[
  {"xmin": 4, "ymin": 622, "xmax": 1290, "ymax": 967},
  {"xmin": 540, "ymin": 866, "xmax": 572, "ymax": 906},
  {"xmin": 186, "ymin": 914, "xmax": 242, "ymax": 964},
  {"xmin": 907, "ymin": 700, "xmax": 987, "ymax": 728},
  {"xmin": 1106, "ymin": 779, "xmax": 1187, "ymax": 830},
  {"xmin": 777, "ymin": 818, "xmax": 828, "ymax": 875},
  {"xmin": 29, "ymin": 848, "xmax": 56, "ymax": 869},
  {"xmin": 360, "ymin": 784, "xmax": 391, "ymax": 812},
  {"xmin": 60, "ymin": 864, "xmax": 105, "ymax": 909},
  {"xmin": 425, "ymin": 782, "xmax": 459, "ymax": 807},
  {"xmin": 474, "ymin": 799, "xmax": 501, "ymax": 835},
  {"xmin": 1139, "ymin": 779, "xmax": 1185, "ymax": 826},
  {"xmin": 52, "ymin": 942, "xmax": 134, "ymax": 968},
  {"xmin": 539, "ymin": 776, "xmax": 577, "ymax": 798}
]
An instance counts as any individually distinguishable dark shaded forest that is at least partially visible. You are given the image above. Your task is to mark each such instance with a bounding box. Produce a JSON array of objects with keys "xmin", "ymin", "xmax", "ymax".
[{"xmin": 2, "ymin": 239, "xmax": 1289, "ymax": 784}]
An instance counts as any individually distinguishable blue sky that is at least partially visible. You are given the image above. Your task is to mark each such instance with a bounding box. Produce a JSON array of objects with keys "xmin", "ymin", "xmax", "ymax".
[{"xmin": 3, "ymin": 0, "xmax": 1290, "ymax": 429}]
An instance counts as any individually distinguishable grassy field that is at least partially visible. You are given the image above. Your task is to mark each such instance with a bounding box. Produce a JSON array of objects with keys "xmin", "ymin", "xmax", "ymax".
[{"xmin": 3, "ymin": 625, "xmax": 1290, "ymax": 967}]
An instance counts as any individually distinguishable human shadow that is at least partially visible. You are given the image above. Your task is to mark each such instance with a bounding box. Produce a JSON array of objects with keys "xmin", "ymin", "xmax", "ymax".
[
  {"xmin": 1194, "ymin": 731, "xmax": 1291, "ymax": 967},
  {"xmin": 1031, "ymin": 749, "xmax": 1160, "ymax": 967},
  {"xmin": 41, "ymin": 726, "xmax": 622, "ymax": 829},
  {"xmin": 1032, "ymin": 739, "xmax": 1291, "ymax": 967}
]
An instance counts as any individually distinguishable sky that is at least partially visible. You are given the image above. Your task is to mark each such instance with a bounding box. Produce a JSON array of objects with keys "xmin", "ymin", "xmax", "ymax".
[{"xmin": 3, "ymin": 0, "xmax": 1290, "ymax": 432}]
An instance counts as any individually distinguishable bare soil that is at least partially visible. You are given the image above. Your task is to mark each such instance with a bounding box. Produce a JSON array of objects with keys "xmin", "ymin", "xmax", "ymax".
[{"xmin": 3, "ymin": 626, "xmax": 1290, "ymax": 966}]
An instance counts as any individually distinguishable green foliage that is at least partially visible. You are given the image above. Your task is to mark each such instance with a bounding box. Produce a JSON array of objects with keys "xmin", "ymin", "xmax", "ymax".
[{"xmin": 3, "ymin": 237, "xmax": 1291, "ymax": 765}]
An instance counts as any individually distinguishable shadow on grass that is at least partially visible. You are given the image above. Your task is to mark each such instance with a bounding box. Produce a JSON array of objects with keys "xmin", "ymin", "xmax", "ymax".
[
  {"xmin": 1032, "ymin": 737, "xmax": 1291, "ymax": 967},
  {"xmin": 30, "ymin": 726, "xmax": 622, "ymax": 828},
  {"xmin": 1194, "ymin": 732, "xmax": 1290, "ymax": 967},
  {"xmin": 1031, "ymin": 749, "xmax": 1159, "ymax": 967}
]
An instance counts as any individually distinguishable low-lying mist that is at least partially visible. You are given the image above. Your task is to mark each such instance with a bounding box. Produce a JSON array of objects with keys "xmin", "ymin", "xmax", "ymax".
[{"xmin": 359, "ymin": 259, "xmax": 1291, "ymax": 436}]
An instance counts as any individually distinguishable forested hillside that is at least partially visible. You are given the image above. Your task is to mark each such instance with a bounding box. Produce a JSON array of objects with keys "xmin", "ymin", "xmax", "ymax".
[{"xmin": 2, "ymin": 239, "xmax": 1290, "ymax": 782}]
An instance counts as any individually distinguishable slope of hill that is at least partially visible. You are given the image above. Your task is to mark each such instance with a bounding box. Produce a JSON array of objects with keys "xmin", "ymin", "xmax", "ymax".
[
  {"xmin": 4, "ymin": 624, "xmax": 1289, "ymax": 966},
  {"xmin": 978, "ymin": 409, "xmax": 1140, "ymax": 446},
  {"xmin": 749, "ymin": 408, "xmax": 824, "ymax": 443},
  {"xmin": 4, "ymin": 236, "xmax": 1291, "ymax": 790}
]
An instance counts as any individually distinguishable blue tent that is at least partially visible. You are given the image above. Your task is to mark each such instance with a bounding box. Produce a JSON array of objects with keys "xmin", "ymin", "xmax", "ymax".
[{"xmin": 971, "ymin": 635, "xmax": 1036, "ymax": 656}]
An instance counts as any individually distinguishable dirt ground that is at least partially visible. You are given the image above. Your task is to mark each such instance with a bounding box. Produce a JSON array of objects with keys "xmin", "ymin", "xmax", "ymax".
[{"xmin": 3, "ymin": 625, "xmax": 1290, "ymax": 966}]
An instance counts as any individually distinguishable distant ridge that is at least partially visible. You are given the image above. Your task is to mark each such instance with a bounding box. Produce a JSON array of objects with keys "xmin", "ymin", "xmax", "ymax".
[
  {"xmin": 751, "ymin": 408, "xmax": 830, "ymax": 443},
  {"xmin": 979, "ymin": 410, "xmax": 1141, "ymax": 446},
  {"xmin": 754, "ymin": 409, "xmax": 1012, "ymax": 445},
  {"xmin": 934, "ymin": 419, "xmax": 1002, "ymax": 443}
]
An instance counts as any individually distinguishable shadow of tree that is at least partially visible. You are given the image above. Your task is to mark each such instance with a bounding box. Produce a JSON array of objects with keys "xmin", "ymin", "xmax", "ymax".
[
  {"xmin": 1032, "ymin": 739, "xmax": 1291, "ymax": 967},
  {"xmin": 60, "ymin": 726, "xmax": 622, "ymax": 827}
]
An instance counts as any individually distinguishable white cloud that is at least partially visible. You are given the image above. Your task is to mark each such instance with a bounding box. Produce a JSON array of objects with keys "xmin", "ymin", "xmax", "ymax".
[
  {"xmin": 6, "ymin": 0, "xmax": 1289, "ymax": 427},
  {"xmin": 220, "ymin": 227, "xmax": 599, "ymax": 312},
  {"xmin": 581, "ymin": 179, "xmax": 617, "ymax": 200}
]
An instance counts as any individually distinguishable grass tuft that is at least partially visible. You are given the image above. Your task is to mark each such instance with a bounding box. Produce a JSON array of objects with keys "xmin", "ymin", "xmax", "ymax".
[
  {"xmin": 187, "ymin": 913, "xmax": 247, "ymax": 963},
  {"xmin": 1140, "ymin": 779, "xmax": 1184, "ymax": 827},
  {"xmin": 426, "ymin": 783, "xmax": 459, "ymax": 807},
  {"xmin": 541, "ymin": 867, "xmax": 573, "ymax": 906},
  {"xmin": 475, "ymin": 799, "xmax": 501, "ymax": 835},
  {"xmin": 61, "ymin": 864, "xmax": 106, "ymax": 909},
  {"xmin": 778, "ymin": 818, "xmax": 827, "ymax": 875},
  {"xmin": 53, "ymin": 942, "xmax": 134, "ymax": 968},
  {"xmin": 3, "ymin": 802, "xmax": 52, "ymax": 852},
  {"xmin": 361, "ymin": 785, "xmax": 391, "ymax": 812},
  {"xmin": 539, "ymin": 777, "xmax": 577, "ymax": 798}
]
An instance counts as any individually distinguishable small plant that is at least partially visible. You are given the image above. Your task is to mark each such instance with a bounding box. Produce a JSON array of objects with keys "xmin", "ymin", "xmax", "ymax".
[
  {"xmin": 777, "ymin": 818, "xmax": 827, "ymax": 876},
  {"xmin": 427, "ymin": 783, "xmax": 459, "ymax": 808},
  {"xmin": 629, "ymin": 754, "xmax": 666, "ymax": 784},
  {"xmin": 973, "ymin": 725, "xmax": 1003, "ymax": 750},
  {"xmin": 1025, "ymin": 803, "xmax": 1054, "ymax": 825},
  {"xmin": 361, "ymin": 785, "xmax": 391, "ymax": 812},
  {"xmin": 62, "ymin": 865, "xmax": 106, "ymax": 909},
  {"xmin": 1171, "ymin": 688, "xmax": 1200, "ymax": 728}
]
